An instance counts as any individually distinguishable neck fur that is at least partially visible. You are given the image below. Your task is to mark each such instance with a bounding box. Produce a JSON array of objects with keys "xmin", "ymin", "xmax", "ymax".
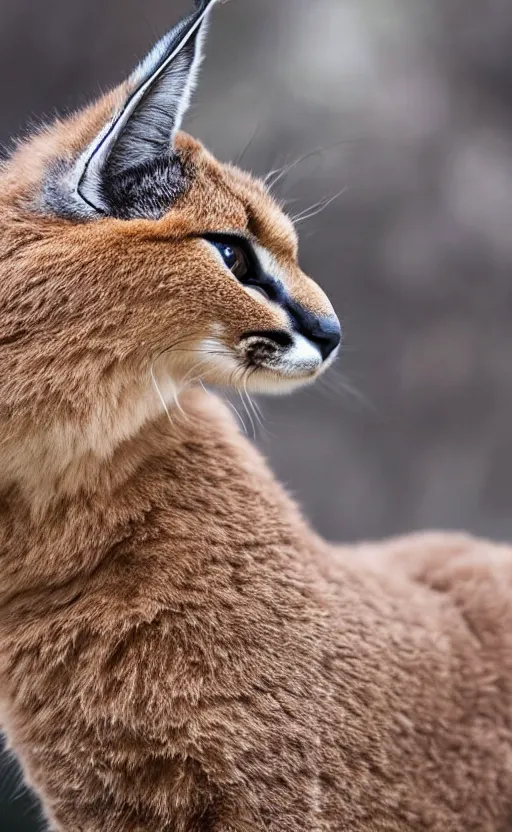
[{"xmin": 0, "ymin": 369, "xmax": 182, "ymax": 516}]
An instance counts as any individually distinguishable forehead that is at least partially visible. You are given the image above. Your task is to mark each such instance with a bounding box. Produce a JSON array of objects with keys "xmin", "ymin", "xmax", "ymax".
[
  {"xmin": 225, "ymin": 164, "xmax": 298, "ymax": 260},
  {"xmin": 173, "ymin": 134, "xmax": 298, "ymax": 261}
]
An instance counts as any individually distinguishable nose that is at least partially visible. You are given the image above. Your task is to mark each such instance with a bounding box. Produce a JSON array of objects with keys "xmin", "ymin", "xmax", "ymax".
[
  {"xmin": 305, "ymin": 316, "xmax": 342, "ymax": 361},
  {"xmin": 286, "ymin": 300, "xmax": 342, "ymax": 361}
]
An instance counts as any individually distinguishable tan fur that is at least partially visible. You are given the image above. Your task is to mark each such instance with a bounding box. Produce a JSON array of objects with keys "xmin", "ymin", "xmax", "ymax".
[{"xmin": 1, "ymin": 23, "xmax": 512, "ymax": 832}]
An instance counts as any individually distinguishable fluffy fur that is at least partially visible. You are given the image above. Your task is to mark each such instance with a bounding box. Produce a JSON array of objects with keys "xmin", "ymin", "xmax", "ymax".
[{"xmin": 1, "ymin": 3, "xmax": 512, "ymax": 831}]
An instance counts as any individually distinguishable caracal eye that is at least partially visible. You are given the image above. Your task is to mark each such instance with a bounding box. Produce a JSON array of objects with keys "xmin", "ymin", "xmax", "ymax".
[{"xmin": 213, "ymin": 241, "xmax": 249, "ymax": 281}]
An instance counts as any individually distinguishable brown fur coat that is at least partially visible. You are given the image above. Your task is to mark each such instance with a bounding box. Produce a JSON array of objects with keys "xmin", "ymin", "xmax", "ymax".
[
  {"xmin": 2, "ymin": 393, "xmax": 512, "ymax": 830},
  {"xmin": 1, "ymin": 2, "xmax": 512, "ymax": 830}
]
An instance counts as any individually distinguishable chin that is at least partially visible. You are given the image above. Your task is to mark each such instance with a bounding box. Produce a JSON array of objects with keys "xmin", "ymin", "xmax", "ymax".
[
  {"xmin": 190, "ymin": 366, "xmax": 319, "ymax": 397},
  {"xmin": 241, "ymin": 348, "xmax": 339, "ymax": 396},
  {"xmin": 236, "ymin": 366, "xmax": 323, "ymax": 396},
  {"xmin": 177, "ymin": 344, "xmax": 335, "ymax": 397}
]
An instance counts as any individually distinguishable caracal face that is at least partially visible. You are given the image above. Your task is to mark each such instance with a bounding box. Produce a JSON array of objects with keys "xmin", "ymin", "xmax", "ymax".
[{"xmin": 0, "ymin": 0, "xmax": 341, "ymax": 442}]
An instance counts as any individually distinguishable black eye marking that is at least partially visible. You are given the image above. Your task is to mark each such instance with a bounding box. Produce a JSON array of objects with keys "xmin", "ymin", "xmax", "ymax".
[{"xmin": 201, "ymin": 233, "xmax": 285, "ymax": 305}]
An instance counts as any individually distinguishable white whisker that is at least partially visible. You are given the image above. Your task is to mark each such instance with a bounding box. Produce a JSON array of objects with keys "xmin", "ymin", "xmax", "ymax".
[
  {"xmin": 200, "ymin": 382, "xmax": 249, "ymax": 437},
  {"xmin": 291, "ymin": 188, "xmax": 347, "ymax": 225},
  {"xmin": 150, "ymin": 365, "xmax": 175, "ymax": 428},
  {"xmin": 265, "ymin": 139, "xmax": 358, "ymax": 192},
  {"xmin": 245, "ymin": 390, "xmax": 267, "ymax": 436},
  {"xmin": 238, "ymin": 389, "xmax": 256, "ymax": 441},
  {"xmin": 242, "ymin": 377, "xmax": 262, "ymax": 440}
]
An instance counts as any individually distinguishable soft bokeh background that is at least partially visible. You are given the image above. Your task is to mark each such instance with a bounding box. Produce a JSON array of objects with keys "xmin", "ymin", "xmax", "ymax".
[{"xmin": 1, "ymin": 0, "xmax": 512, "ymax": 826}]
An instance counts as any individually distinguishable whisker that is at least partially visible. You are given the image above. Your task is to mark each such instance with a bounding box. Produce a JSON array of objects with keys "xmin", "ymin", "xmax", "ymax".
[
  {"xmin": 149, "ymin": 334, "xmax": 234, "ymax": 427},
  {"xmin": 227, "ymin": 365, "xmax": 255, "ymax": 438},
  {"xmin": 265, "ymin": 139, "xmax": 361, "ymax": 192},
  {"xmin": 264, "ymin": 166, "xmax": 286, "ymax": 186},
  {"xmin": 317, "ymin": 370, "xmax": 374, "ymax": 412},
  {"xmin": 181, "ymin": 356, "xmax": 217, "ymax": 388},
  {"xmin": 197, "ymin": 380, "xmax": 246, "ymax": 435},
  {"xmin": 224, "ymin": 398, "xmax": 250, "ymax": 436},
  {"xmin": 152, "ymin": 332, "xmax": 205, "ymax": 364},
  {"xmin": 244, "ymin": 389, "xmax": 269, "ymax": 438},
  {"xmin": 234, "ymin": 121, "xmax": 261, "ymax": 167},
  {"xmin": 243, "ymin": 386, "xmax": 261, "ymax": 439},
  {"xmin": 242, "ymin": 371, "xmax": 272, "ymax": 439},
  {"xmin": 266, "ymin": 149, "xmax": 326, "ymax": 191},
  {"xmin": 291, "ymin": 188, "xmax": 347, "ymax": 225},
  {"xmin": 249, "ymin": 394, "xmax": 264, "ymax": 424},
  {"xmin": 238, "ymin": 389, "xmax": 256, "ymax": 441},
  {"xmin": 150, "ymin": 365, "xmax": 175, "ymax": 428},
  {"xmin": 168, "ymin": 348, "xmax": 233, "ymax": 357}
]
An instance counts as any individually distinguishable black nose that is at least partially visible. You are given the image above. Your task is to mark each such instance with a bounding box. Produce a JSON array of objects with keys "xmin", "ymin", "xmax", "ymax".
[
  {"xmin": 306, "ymin": 316, "xmax": 342, "ymax": 361},
  {"xmin": 286, "ymin": 300, "xmax": 342, "ymax": 361}
]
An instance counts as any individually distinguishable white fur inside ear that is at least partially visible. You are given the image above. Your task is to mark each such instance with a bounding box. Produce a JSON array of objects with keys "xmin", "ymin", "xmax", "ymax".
[{"xmin": 133, "ymin": 16, "xmax": 209, "ymax": 143}]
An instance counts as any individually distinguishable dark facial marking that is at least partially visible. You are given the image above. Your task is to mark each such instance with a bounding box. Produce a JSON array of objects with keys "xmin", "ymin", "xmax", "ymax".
[
  {"xmin": 285, "ymin": 298, "xmax": 342, "ymax": 360},
  {"xmin": 240, "ymin": 330, "xmax": 293, "ymax": 368},
  {"xmin": 203, "ymin": 233, "xmax": 286, "ymax": 304},
  {"xmin": 208, "ymin": 234, "xmax": 342, "ymax": 362}
]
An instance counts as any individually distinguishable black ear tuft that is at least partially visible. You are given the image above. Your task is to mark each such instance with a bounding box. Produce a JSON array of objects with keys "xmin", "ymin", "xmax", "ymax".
[{"xmin": 72, "ymin": 0, "xmax": 219, "ymax": 216}]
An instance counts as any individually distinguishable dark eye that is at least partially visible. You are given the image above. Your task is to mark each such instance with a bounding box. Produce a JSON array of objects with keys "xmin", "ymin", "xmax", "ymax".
[{"xmin": 212, "ymin": 242, "xmax": 249, "ymax": 280}]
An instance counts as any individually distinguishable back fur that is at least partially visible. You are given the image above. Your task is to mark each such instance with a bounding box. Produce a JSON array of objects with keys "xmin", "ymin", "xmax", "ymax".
[{"xmin": 1, "ymin": 3, "xmax": 512, "ymax": 831}]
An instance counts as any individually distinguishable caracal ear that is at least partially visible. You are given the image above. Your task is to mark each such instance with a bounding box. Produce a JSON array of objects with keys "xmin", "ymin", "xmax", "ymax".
[{"xmin": 74, "ymin": 0, "xmax": 219, "ymax": 215}]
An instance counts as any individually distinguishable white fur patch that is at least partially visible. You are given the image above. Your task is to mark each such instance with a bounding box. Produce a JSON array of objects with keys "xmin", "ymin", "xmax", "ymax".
[
  {"xmin": 253, "ymin": 243, "xmax": 289, "ymax": 287},
  {"xmin": 281, "ymin": 332, "xmax": 323, "ymax": 374},
  {"xmin": 196, "ymin": 337, "xmax": 240, "ymax": 382}
]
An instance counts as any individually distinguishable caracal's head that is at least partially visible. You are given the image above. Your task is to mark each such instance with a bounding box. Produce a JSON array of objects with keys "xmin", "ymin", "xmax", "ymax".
[{"xmin": 0, "ymin": 0, "xmax": 340, "ymax": 468}]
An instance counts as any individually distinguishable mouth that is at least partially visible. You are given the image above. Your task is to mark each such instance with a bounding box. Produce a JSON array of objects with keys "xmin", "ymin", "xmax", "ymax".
[
  {"xmin": 234, "ymin": 329, "xmax": 339, "ymax": 394},
  {"xmin": 241, "ymin": 331, "xmax": 323, "ymax": 374},
  {"xmin": 175, "ymin": 323, "xmax": 340, "ymax": 396}
]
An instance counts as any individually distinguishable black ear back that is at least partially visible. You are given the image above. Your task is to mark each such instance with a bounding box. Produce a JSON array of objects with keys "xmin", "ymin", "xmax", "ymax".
[{"xmin": 71, "ymin": 0, "xmax": 219, "ymax": 217}]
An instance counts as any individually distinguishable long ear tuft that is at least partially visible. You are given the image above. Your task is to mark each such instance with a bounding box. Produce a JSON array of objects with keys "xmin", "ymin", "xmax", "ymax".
[{"xmin": 72, "ymin": 0, "xmax": 219, "ymax": 216}]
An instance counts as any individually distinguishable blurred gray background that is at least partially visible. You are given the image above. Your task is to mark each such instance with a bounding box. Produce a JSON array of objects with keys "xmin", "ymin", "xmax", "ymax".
[{"xmin": 1, "ymin": 0, "xmax": 512, "ymax": 827}]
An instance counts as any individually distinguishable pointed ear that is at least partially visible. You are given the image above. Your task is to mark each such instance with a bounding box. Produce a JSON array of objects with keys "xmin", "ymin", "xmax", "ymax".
[{"xmin": 74, "ymin": 0, "xmax": 219, "ymax": 215}]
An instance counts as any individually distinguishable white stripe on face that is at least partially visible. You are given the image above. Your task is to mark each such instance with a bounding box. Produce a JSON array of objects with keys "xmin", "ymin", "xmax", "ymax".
[{"xmin": 253, "ymin": 243, "xmax": 288, "ymax": 289}]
